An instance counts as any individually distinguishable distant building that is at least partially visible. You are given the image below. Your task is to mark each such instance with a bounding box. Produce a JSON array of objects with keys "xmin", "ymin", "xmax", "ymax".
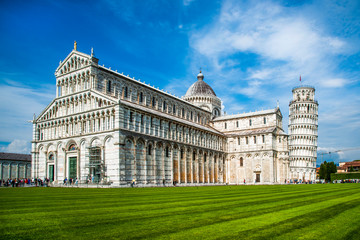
[
  {"xmin": 337, "ymin": 161, "xmax": 360, "ymax": 173},
  {"xmin": 0, "ymin": 152, "xmax": 31, "ymax": 180}
]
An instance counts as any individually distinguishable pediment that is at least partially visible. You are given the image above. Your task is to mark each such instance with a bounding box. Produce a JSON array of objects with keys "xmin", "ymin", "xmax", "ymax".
[
  {"xmin": 35, "ymin": 89, "xmax": 117, "ymax": 122},
  {"xmin": 55, "ymin": 50, "xmax": 97, "ymax": 77}
]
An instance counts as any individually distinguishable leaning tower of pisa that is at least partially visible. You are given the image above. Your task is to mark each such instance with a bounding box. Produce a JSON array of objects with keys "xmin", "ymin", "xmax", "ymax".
[{"xmin": 288, "ymin": 84, "xmax": 318, "ymax": 182}]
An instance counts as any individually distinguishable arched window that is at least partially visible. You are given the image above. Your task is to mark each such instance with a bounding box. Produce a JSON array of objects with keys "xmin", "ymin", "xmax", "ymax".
[
  {"xmin": 236, "ymin": 121, "xmax": 239, "ymax": 128},
  {"xmin": 139, "ymin": 92, "xmax": 143, "ymax": 103},
  {"xmin": 182, "ymin": 108, "xmax": 185, "ymax": 117},
  {"xmin": 107, "ymin": 80, "xmax": 112, "ymax": 93},
  {"xmin": 163, "ymin": 101, "xmax": 167, "ymax": 112},
  {"xmin": 152, "ymin": 97, "xmax": 156, "ymax": 107},
  {"xmin": 165, "ymin": 146, "xmax": 169, "ymax": 158},
  {"xmin": 148, "ymin": 145, "xmax": 152, "ymax": 155},
  {"xmin": 69, "ymin": 144, "xmax": 76, "ymax": 151},
  {"xmin": 124, "ymin": 87, "xmax": 128, "ymax": 98},
  {"xmin": 173, "ymin": 105, "xmax": 176, "ymax": 114},
  {"xmin": 240, "ymin": 157, "xmax": 243, "ymax": 167},
  {"xmin": 249, "ymin": 119, "xmax": 252, "ymax": 126},
  {"xmin": 263, "ymin": 117, "xmax": 266, "ymax": 124},
  {"xmin": 246, "ymin": 137, "xmax": 249, "ymax": 144},
  {"xmin": 254, "ymin": 136, "xmax": 257, "ymax": 144},
  {"xmin": 49, "ymin": 153, "xmax": 54, "ymax": 161}
]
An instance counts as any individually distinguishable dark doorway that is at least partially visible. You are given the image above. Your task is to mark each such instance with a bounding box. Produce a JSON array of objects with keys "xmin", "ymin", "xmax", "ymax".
[
  {"xmin": 49, "ymin": 165, "xmax": 54, "ymax": 182},
  {"xmin": 69, "ymin": 157, "xmax": 77, "ymax": 179},
  {"xmin": 256, "ymin": 173, "xmax": 260, "ymax": 183}
]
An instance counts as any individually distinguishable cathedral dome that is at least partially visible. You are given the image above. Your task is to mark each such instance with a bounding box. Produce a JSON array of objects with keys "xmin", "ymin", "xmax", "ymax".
[{"xmin": 185, "ymin": 71, "xmax": 217, "ymax": 97}]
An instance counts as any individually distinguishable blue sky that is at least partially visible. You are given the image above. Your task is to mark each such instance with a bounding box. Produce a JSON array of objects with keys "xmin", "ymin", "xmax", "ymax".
[{"xmin": 0, "ymin": 0, "xmax": 359, "ymax": 165}]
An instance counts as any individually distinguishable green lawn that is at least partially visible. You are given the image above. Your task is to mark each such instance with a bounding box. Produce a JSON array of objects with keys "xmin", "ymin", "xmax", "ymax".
[{"xmin": 1, "ymin": 184, "xmax": 359, "ymax": 239}]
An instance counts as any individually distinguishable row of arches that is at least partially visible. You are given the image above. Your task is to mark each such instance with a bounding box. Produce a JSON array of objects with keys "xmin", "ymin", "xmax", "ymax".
[
  {"xmin": 184, "ymin": 95, "xmax": 221, "ymax": 105},
  {"xmin": 289, "ymin": 119, "xmax": 318, "ymax": 125},
  {"xmin": 118, "ymin": 85, "xmax": 211, "ymax": 125},
  {"xmin": 122, "ymin": 136, "xmax": 226, "ymax": 184},
  {"xmin": 218, "ymin": 116, "xmax": 269, "ymax": 132},
  {"xmin": 57, "ymin": 70, "xmax": 92, "ymax": 97},
  {"xmin": 289, "ymin": 125, "xmax": 318, "ymax": 135},
  {"xmin": 289, "ymin": 146, "xmax": 317, "ymax": 151},
  {"xmin": 290, "ymin": 156, "xmax": 316, "ymax": 161},
  {"xmin": 58, "ymin": 56, "xmax": 90, "ymax": 75},
  {"xmin": 94, "ymin": 71, "xmax": 213, "ymax": 127},
  {"xmin": 289, "ymin": 114, "xmax": 318, "ymax": 121},
  {"xmin": 37, "ymin": 108, "xmax": 116, "ymax": 141},
  {"xmin": 33, "ymin": 136, "xmax": 113, "ymax": 183},
  {"xmin": 289, "ymin": 135, "xmax": 317, "ymax": 140},
  {"xmin": 39, "ymin": 93, "xmax": 114, "ymax": 121},
  {"xmin": 123, "ymin": 108, "xmax": 224, "ymax": 151},
  {"xmin": 290, "ymin": 103, "xmax": 318, "ymax": 113},
  {"xmin": 0, "ymin": 162, "xmax": 31, "ymax": 180}
]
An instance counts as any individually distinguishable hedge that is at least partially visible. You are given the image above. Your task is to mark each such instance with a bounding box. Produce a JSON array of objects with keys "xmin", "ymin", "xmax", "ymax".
[{"xmin": 331, "ymin": 172, "xmax": 360, "ymax": 181}]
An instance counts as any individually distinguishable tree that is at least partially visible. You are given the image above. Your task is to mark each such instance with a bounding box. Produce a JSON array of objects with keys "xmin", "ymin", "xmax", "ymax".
[
  {"xmin": 327, "ymin": 162, "xmax": 337, "ymax": 181},
  {"xmin": 349, "ymin": 166, "xmax": 355, "ymax": 172},
  {"xmin": 319, "ymin": 161, "xmax": 337, "ymax": 182},
  {"xmin": 319, "ymin": 161, "xmax": 327, "ymax": 180}
]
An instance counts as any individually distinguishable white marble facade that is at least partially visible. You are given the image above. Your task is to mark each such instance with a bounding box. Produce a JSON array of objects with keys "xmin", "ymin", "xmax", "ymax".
[{"xmin": 32, "ymin": 45, "xmax": 292, "ymax": 186}]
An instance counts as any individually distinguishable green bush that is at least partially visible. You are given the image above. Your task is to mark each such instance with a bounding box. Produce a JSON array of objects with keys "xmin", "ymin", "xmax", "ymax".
[{"xmin": 331, "ymin": 172, "xmax": 360, "ymax": 181}]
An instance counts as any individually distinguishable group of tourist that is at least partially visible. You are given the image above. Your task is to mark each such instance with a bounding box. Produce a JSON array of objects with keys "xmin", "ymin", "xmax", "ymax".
[
  {"xmin": 333, "ymin": 179, "xmax": 360, "ymax": 183},
  {"xmin": 63, "ymin": 177, "xmax": 78, "ymax": 185},
  {"xmin": 0, "ymin": 178, "xmax": 50, "ymax": 187}
]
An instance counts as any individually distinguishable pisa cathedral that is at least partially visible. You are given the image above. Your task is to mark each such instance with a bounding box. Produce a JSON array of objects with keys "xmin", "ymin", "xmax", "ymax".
[{"xmin": 31, "ymin": 44, "xmax": 318, "ymax": 186}]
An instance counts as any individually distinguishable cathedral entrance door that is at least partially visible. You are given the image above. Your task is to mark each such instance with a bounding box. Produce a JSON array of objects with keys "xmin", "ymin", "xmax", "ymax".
[
  {"xmin": 256, "ymin": 173, "xmax": 260, "ymax": 183},
  {"xmin": 69, "ymin": 157, "xmax": 77, "ymax": 179},
  {"xmin": 49, "ymin": 165, "xmax": 54, "ymax": 182}
]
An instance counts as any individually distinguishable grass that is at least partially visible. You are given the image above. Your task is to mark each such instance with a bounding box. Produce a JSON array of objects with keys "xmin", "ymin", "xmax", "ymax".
[{"xmin": 0, "ymin": 184, "xmax": 359, "ymax": 239}]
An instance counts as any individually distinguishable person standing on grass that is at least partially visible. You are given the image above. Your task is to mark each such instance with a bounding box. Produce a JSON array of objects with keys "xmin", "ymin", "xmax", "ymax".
[
  {"xmin": 244, "ymin": 179, "xmax": 246, "ymax": 184},
  {"xmin": 163, "ymin": 178, "xmax": 166, "ymax": 186},
  {"xmin": 132, "ymin": 178, "xmax": 136, "ymax": 187}
]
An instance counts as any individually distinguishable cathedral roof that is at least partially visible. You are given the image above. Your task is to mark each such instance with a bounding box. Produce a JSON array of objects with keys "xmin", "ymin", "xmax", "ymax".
[
  {"xmin": 184, "ymin": 71, "xmax": 217, "ymax": 97},
  {"xmin": 0, "ymin": 152, "xmax": 31, "ymax": 162},
  {"xmin": 213, "ymin": 108, "xmax": 281, "ymax": 121}
]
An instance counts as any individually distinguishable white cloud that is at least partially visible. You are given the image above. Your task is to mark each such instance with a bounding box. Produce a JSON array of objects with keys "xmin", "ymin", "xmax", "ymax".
[
  {"xmin": 320, "ymin": 78, "xmax": 349, "ymax": 88},
  {"xmin": 0, "ymin": 81, "xmax": 54, "ymax": 143},
  {"xmin": 183, "ymin": 0, "xmax": 195, "ymax": 6},
  {"xmin": 185, "ymin": 0, "xmax": 360, "ymax": 162},
  {"xmin": 0, "ymin": 139, "xmax": 31, "ymax": 154}
]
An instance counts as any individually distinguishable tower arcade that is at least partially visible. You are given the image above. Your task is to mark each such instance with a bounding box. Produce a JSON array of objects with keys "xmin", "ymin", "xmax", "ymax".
[{"xmin": 288, "ymin": 85, "xmax": 318, "ymax": 181}]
